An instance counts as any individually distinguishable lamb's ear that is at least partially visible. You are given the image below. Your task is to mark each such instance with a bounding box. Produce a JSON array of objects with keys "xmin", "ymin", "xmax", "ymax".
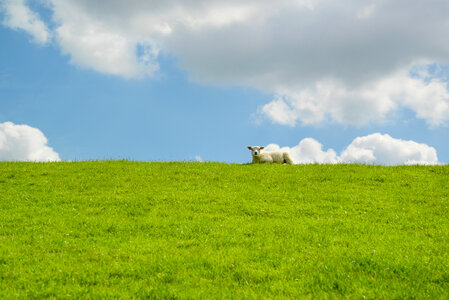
[
  {"xmin": 260, "ymin": 147, "xmax": 265, "ymax": 150},
  {"xmin": 247, "ymin": 146, "xmax": 252, "ymax": 150}
]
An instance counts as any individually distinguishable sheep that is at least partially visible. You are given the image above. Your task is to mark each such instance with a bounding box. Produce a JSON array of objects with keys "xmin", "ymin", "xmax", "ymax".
[{"xmin": 247, "ymin": 146, "xmax": 294, "ymax": 164}]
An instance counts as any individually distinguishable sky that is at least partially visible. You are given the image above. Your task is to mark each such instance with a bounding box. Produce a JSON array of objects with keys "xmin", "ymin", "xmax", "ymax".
[{"xmin": 0, "ymin": 0, "xmax": 448, "ymax": 164}]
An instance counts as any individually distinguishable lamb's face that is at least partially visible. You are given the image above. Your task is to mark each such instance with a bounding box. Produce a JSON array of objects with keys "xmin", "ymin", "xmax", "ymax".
[{"xmin": 247, "ymin": 146, "xmax": 265, "ymax": 157}]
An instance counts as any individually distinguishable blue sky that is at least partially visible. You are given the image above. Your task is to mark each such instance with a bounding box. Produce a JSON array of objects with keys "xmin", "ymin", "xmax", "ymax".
[{"xmin": 1, "ymin": 0, "xmax": 448, "ymax": 164}]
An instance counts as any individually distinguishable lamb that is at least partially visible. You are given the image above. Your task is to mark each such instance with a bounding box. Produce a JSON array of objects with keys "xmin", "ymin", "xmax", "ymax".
[{"xmin": 247, "ymin": 146, "xmax": 294, "ymax": 164}]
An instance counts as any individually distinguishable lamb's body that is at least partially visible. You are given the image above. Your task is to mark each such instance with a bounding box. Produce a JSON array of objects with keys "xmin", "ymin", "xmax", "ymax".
[{"xmin": 248, "ymin": 146, "xmax": 294, "ymax": 164}]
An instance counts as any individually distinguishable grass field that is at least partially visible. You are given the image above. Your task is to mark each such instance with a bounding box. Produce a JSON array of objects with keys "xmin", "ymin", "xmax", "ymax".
[{"xmin": 0, "ymin": 161, "xmax": 448, "ymax": 298}]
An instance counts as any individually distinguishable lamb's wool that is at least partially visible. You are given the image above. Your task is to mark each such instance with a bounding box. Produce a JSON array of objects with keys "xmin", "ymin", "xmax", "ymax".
[{"xmin": 247, "ymin": 146, "xmax": 294, "ymax": 164}]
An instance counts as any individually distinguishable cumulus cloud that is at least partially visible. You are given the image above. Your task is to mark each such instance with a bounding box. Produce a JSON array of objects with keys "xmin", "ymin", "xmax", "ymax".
[
  {"xmin": 52, "ymin": 0, "xmax": 159, "ymax": 78},
  {"xmin": 340, "ymin": 133, "xmax": 438, "ymax": 165},
  {"xmin": 264, "ymin": 139, "xmax": 339, "ymax": 164},
  {"xmin": 0, "ymin": 122, "xmax": 61, "ymax": 162},
  {"xmin": 0, "ymin": 0, "xmax": 51, "ymax": 44},
  {"xmin": 262, "ymin": 68, "xmax": 449, "ymax": 127},
  {"xmin": 2, "ymin": 0, "xmax": 449, "ymax": 125},
  {"xmin": 265, "ymin": 133, "xmax": 438, "ymax": 165}
]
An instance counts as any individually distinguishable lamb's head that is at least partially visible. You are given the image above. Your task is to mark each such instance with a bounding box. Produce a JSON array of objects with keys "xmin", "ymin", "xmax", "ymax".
[{"xmin": 247, "ymin": 146, "xmax": 265, "ymax": 157}]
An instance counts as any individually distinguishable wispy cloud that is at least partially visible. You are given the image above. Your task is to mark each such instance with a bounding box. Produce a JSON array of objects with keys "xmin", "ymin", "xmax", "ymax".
[{"xmin": 1, "ymin": 0, "xmax": 51, "ymax": 44}]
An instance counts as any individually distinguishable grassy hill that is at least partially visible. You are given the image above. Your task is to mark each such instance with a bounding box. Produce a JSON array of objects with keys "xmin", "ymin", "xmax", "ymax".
[{"xmin": 0, "ymin": 161, "xmax": 448, "ymax": 298}]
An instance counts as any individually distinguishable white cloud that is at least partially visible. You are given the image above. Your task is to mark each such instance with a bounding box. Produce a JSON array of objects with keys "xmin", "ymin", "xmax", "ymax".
[
  {"xmin": 51, "ymin": 1, "xmax": 159, "ymax": 78},
  {"xmin": 262, "ymin": 68, "xmax": 449, "ymax": 126},
  {"xmin": 340, "ymin": 133, "xmax": 438, "ymax": 165},
  {"xmin": 266, "ymin": 133, "xmax": 438, "ymax": 165},
  {"xmin": 0, "ymin": 122, "xmax": 61, "ymax": 162},
  {"xmin": 48, "ymin": 0, "xmax": 280, "ymax": 78},
  {"xmin": 0, "ymin": 0, "xmax": 50, "ymax": 44},
  {"xmin": 3, "ymin": 0, "xmax": 449, "ymax": 126},
  {"xmin": 264, "ymin": 139, "xmax": 339, "ymax": 164},
  {"xmin": 19, "ymin": 0, "xmax": 449, "ymax": 83}
]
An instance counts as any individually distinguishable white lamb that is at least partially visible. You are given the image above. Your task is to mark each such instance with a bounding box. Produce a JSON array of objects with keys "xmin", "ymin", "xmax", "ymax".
[{"xmin": 247, "ymin": 146, "xmax": 294, "ymax": 164}]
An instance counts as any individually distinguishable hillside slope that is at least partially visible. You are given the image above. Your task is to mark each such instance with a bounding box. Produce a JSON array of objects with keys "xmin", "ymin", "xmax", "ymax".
[{"xmin": 0, "ymin": 161, "xmax": 448, "ymax": 298}]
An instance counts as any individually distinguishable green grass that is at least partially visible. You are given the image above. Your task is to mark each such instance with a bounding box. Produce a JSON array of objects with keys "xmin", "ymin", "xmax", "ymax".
[{"xmin": 0, "ymin": 161, "xmax": 448, "ymax": 298}]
